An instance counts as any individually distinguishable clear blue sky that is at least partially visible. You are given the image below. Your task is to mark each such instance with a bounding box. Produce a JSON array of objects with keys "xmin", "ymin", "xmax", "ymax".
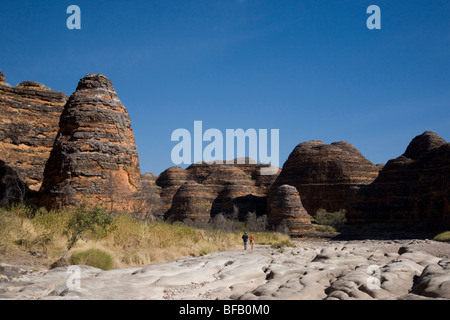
[{"xmin": 1, "ymin": 1, "xmax": 449, "ymax": 175}]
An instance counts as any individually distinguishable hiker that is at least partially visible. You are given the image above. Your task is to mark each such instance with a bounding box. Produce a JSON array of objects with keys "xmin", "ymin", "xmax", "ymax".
[
  {"xmin": 249, "ymin": 234, "xmax": 255, "ymax": 250},
  {"xmin": 242, "ymin": 232, "xmax": 249, "ymax": 250}
]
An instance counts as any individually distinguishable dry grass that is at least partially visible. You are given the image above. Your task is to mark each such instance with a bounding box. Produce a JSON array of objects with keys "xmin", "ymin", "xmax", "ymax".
[{"xmin": 0, "ymin": 206, "xmax": 290, "ymax": 269}]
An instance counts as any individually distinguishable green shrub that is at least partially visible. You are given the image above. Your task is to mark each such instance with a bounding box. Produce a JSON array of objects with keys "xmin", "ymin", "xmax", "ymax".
[
  {"xmin": 65, "ymin": 206, "xmax": 114, "ymax": 254},
  {"xmin": 70, "ymin": 248, "xmax": 114, "ymax": 270},
  {"xmin": 434, "ymin": 231, "xmax": 450, "ymax": 242},
  {"xmin": 315, "ymin": 208, "xmax": 347, "ymax": 232},
  {"xmin": 198, "ymin": 248, "xmax": 211, "ymax": 256},
  {"xmin": 271, "ymin": 240, "xmax": 296, "ymax": 248}
]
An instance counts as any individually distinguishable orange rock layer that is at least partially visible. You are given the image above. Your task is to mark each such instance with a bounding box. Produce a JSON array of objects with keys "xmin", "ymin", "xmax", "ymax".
[
  {"xmin": 0, "ymin": 76, "xmax": 68, "ymax": 191},
  {"xmin": 39, "ymin": 74, "xmax": 146, "ymax": 214}
]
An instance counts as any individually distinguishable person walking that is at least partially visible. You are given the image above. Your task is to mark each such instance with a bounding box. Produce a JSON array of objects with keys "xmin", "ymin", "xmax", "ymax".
[
  {"xmin": 249, "ymin": 234, "xmax": 255, "ymax": 250},
  {"xmin": 242, "ymin": 232, "xmax": 249, "ymax": 250}
]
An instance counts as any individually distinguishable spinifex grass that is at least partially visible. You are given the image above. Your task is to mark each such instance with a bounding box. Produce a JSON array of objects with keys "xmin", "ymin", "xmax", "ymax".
[{"xmin": 0, "ymin": 205, "xmax": 290, "ymax": 269}]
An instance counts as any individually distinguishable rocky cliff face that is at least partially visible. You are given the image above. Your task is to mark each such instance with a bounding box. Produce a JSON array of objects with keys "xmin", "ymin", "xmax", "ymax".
[
  {"xmin": 267, "ymin": 184, "xmax": 314, "ymax": 236},
  {"xmin": 40, "ymin": 74, "xmax": 146, "ymax": 214},
  {"xmin": 3, "ymin": 69, "xmax": 447, "ymax": 233},
  {"xmin": 148, "ymin": 159, "xmax": 279, "ymax": 223},
  {"xmin": 140, "ymin": 173, "xmax": 164, "ymax": 220},
  {"xmin": 188, "ymin": 160, "xmax": 274, "ymax": 218},
  {"xmin": 269, "ymin": 140, "xmax": 380, "ymax": 217},
  {"xmin": 347, "ymin": 131, "xmax": 450, "ymax": 228},
  {"xmin": 167, "ymin": 180, "xmax": 216, "ymax": 223},
  {"xmin": 0, "ymin": 71, "xmax": 68, "ymax": 191},
  {"xmin": 153, "ymin": 166, "xmax": 189, "ymax": 220}
]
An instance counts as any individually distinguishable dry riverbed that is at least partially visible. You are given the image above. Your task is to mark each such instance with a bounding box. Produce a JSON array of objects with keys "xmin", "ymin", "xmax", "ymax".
[{"xmin": 0, "ymin": 239, "xmax": 449, "ymax": 300}]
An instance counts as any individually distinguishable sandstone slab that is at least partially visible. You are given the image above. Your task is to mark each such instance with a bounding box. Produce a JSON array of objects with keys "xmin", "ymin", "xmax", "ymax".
[{"xmin": 1, "ymin": 240, "xmax": 448, "ymax": 300}]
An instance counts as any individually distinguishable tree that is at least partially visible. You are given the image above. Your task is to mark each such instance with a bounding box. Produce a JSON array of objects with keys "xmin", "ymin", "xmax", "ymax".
[
  {"xmin": 245, "ymin": 212, "xmax": 268, "ymax": 232},
  {"xmin": 0, "ymin": 171, "xmax": 27, "ymax": 206},
  {"xmin": 62, "ymin": 206, "xmax": 114, "ymax": 258}
]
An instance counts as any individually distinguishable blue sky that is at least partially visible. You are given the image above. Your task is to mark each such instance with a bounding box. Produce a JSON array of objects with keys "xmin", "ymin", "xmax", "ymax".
[{"xmin": 1, "ymin": 1, "xmax": 449, "ymax": 175}]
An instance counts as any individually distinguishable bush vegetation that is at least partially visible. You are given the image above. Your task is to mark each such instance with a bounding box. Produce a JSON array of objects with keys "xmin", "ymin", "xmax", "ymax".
[
  {"xmin": 70, "ymin": 248, "xmax": 114, "ymax": 270},
  {"xmin": 270, "ymin": 239, "xmax": 296, "ymax": 248},
  {"xmin": 64, "ymin": 206, "xmax": 115, "ymax": 258},
  {"xmin": 0, "ymin": 205, "xmax": 290, "ymax": 269},
  {"xmin": 314, "ymin": 208, "xmax": 347, "ymax": 232},
  {"xmin": 433, "ymin": 231, "xmax": 450, "ymax": 242}
]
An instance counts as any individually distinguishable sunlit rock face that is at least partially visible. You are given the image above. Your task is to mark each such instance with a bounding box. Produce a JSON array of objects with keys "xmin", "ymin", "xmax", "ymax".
[{"xmin": 40, "ymin": 74, "xmax": 146, "ymax": 214}]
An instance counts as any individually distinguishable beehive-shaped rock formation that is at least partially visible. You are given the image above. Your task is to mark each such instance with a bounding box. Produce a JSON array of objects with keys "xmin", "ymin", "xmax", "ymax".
[
  {"xmin": 267, "ymin": 184, "xmax": 314, "ymax": 236},
  {"xmin": 269, "ymin": 140, "xmax": 379, "ymax": 217},
  {"xmin": 348, "ymin": 131, "xmax": 450, "ymax": 228},
  {"xmin": 158, "ymin": 159, "xmax": 279, "ymax": 223},
  {"xmin": 0, "ymin": 70, "xmax": 68, "ymax": 191},
  {"xmin": 167, "ymin": 180, "xmax": 216, "ymax": 224},
  {"xmin": 40, "ymin": 74, "xmax": 146, "ymax": 213}
]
